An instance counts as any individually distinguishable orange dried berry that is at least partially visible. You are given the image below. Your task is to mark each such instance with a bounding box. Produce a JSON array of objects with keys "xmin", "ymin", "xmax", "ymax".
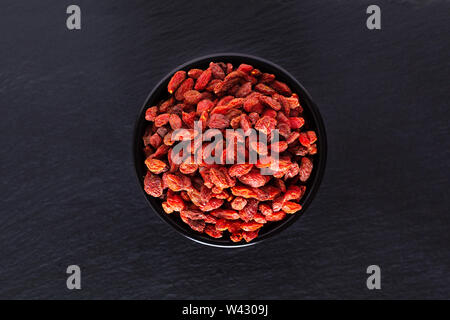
[
  {"xmin": 145, "ymin": 106, "xmax": 158, "ymax": 121},
  {"xmin": 265, "ymin": 211, "xmax": 286, "ymax": 221},
  {"xmin": 199, "ymin": 198, "xmax": 224, "ymax": 212},
  {"xmin": 166, "ymin": 191, "xmax": 186, "ymax": 212},
  {"xmin": 241, "ymin": 221, "xmax": 264, "ymax": 232},
  {"xmin": 299, "ymin": 157, "xmax": 313, "ymax": 182},
  {"xmin": 209, "ymin": 62, "xmax": 226, "ymax": 80},
  {"xmin": 194, "ymin": 68, "xmax": 212, "ymax": 90},
  {"xmin": 183, "ymin": 90, "xmax": 202, "ymax": 105},
  {"xmin": 228, "ymin": 163, "xmax": 253, "ymax": 177},
  {"xmin": 179, "ymin": 158, "xmax": 198, "ymax": 175},
  {"xmin": 237, "ymin": 64, "xmax": 254, "ymax": 73},
  {"xmin": 144, "ymin": 172, "xmax": 163, "ymax": 197},
  {"xmin": 253, "ymin": 213, "xmax": 267, "ymax": 224},
  {"xmin": 299, "ymin": 130, "xmax": 317, "ymax": 147},
  {"xmin": 258, "ymin": 203, "xmax": 273, "ymax": 216},
  {"xmin": 255, "ymin": 116, "xmax": 277, "ymax": 135},
  {"xmin": 205, "ymin": 225, "xmax": 223, "ymax": 238},
  {"xmin": 282, "ymin": 201, "xmax": 302, "ymax": 214},
  {"xmin": 162, "ymin": 202, "xmax": 174, "ymax": 214},
  {"xmin": 154, "ymin": 113, "xmax": 170, "ymax": 127},
  {"xmin": 270, "ymin": 141, "xmax": 288, "ymax": 153},
  {"xmin": 215, "ymin": 219, "xmax": 229, "ymax": 231},
  {"xmin": 284, "ymin": 185, "xmax": 306, "ymax": 202},
  {"xmin": 259, "ymin": 73, "xmax": 275, "ymax": 83},
  {"xmin": 239, "ymin": 169, "xmax": 271, "ymax": 188},
  {"xmin": 210, "ymin": 209, "xmax": 240, "ymax": 220},
  {"xmin": 230, "ymin": 232, "xmax": 243, "ymax": 242},
  {"xmin": 175, "ymin": 78, "xmax": 194, "ymax": 101},
  {"xmin": 145, "ymin": 158, "xmax": 168, "ymax": 174},
  {"xmin": 187, "ymin": 68, "xmax": 203, "ymax": 79},
  {"xmin": 231, "ymin": 196, "xmax": 247, "ymax": 210},
  {"xmin": 288, "ymin": 117, "xmax": 305, "ymax": 129},
  {"xmin": 168, "ymin": 71, "xmax": 186, "ymax": 94},
  {"xmin": 242, "ymin": 230, "xmax": 259, "ymax": 243},
  {"xmin": 164, "ymin": 173, "xmax": 185, "ymax": 192},
  {"xmin": 271, "ymin": 80, "xmax": 292, "ymax": 96},
  {"xmin": 255, "ymin": 83, "xmax": 276, "ymax": 96},
  {"xmin": 169, "ymin": 114, "xmax": 182, "ymax": 130}
]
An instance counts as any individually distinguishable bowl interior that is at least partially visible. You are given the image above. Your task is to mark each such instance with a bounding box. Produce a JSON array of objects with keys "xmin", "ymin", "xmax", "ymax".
[{"xmin": 133, "ymin": 53, "xmax": 327, "ymax": 248}]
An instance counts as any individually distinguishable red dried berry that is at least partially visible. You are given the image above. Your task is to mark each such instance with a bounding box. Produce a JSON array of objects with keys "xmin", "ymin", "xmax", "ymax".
[
  {"xmin": 175, "ymin": 78, "xmax": 194, "ymax": 101},
  {"xmin": 187, "ymin": 68, "xmax": 203, "ymax": 79},
  {"xmin": 144, "ymin": 172, "xmax": 163, "ymax": 197},
  {"xmin": 168, "ymin": 71, "xmax": 186, "ymax": 94},
  {"xmin": 299, "ymin": 157, "xmax": 313, "ymax": 182},
  {"xmin": 154, "ymin": 113, "xmax": 170, "ymax": 127},
  {"xmin": 195, "ymin": 68, "xmax": 212, "ymax": 90}
]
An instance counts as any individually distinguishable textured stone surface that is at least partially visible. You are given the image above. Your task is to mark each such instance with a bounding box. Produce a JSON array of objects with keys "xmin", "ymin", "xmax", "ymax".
[{"xmin": 0, "ymin": 0, "xmax": 449, "ymax": 299}]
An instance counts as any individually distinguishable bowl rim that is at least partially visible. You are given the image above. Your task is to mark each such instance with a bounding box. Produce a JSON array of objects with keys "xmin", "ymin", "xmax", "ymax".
[{"xmin": 132, "ymin": 53, "xmax": 327, "ymax": 248}]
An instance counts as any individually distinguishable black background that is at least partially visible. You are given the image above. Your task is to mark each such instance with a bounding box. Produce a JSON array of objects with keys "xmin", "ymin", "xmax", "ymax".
[{"xmin": 0, "ymin": 0, "xmax": 449, "ymax": 299}]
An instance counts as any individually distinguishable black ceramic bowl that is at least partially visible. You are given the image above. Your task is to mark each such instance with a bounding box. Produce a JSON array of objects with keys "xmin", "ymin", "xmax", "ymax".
[{"xmin": 133, "ymin": 53, "xmax": 327, "ymax": 248}]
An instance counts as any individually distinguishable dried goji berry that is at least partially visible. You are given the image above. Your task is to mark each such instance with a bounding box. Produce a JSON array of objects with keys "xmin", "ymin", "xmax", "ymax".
[
  {"xmin": 183, "ymin": 90, "xmax": 202, "ymax": 105},
  {"xmin": 162, "ymin": 201, "xmax": 174, "ymax": 214},
  {"xmin": 282, "ymin": 201, "xmax": 302, "ymax": 214},
  {"xmin": 230, "ymin": 232, "xmax": 243, "ymax": 242},
  {"xmin": 299, "ymin": 157, "xmax": 313, "ymax": 182},
  {"xmin": 194, "ymin": 68, "xmax": 212, "ymax": 90},
  {"xmin": 286, "ymin": 131, "xmax": 300, "ymax": 144},
  {"xmin": 169, "ymin": 114, "xmax": 182, "ymax": 130},
  {"xmin": 241, "ymin": 221, "xmax": 263, "ymax": 231},
  {"xmin": 239, "ymin": 169, "xmax": 271, "ymax": 188},
  {"xmin": 167, "ymin": 191, "xmax": 186, "ymax": 212},
  {"xmin": 271, "ymin": 141, "xmax": 288, "ymax": 153},
  {"xmin": 255, "ymin": 83, "xmax": 276, "ymax": 95},
  {"xmin": 205, "ymin": 225, "xmax": 223, "ymax": 238},
  {"xmin": 145, "ymin": 106, "xmax": 158, "ymax": 121},
  {"xmin": 254, "ymin": 116, "xmax": 277, "ymax": 135},
  {"xmin": 208, "ymin": 113, "xmax": 230, "ymax": 129},
  {"xmin": 237, "ymin": 64, "xmax": 254, "ymax": 73},
  {"xmin": 209, "ymin": 62, "xmax": 226, "ymax": 80},
  {"xmin": 271, "ymin": 80, "xmax": 292, "ymax": 96},
  {"xmin": 145, "ymin": 158, "xmax": 168, "ymax": 174},
  {"xmin": 258, "ymin": 203, "xmax": 273, "ymax": 216},
  {"xmin": 210, "ymin": 209, "xmax": 240, "ymax": 220},
  {"xmin": 235, "ymin": 82, "xmax": 252, "ymax": 98},
  {"xmin": 228, "ymin": 163, "xmax": 253, "ymax": 177},
  {"xmin": 149, "ymin": 133, "xmax": 162, "ymax": 149},
  {"xmin": 259, "ymin": 73, "xmax": 275, "ymax": 83},
  {"xmin": 231, "ymin": 196, "xmax": 248, "ymax": 210},
  {"xmin": 239, "ymin": 198, "xmax": 258, "ymax": 222},
  {"xmin": 289, "ymin": 117, "xmax": 305, "ymax": 129},
  {"xmin": 175, "ymin": 78, "xmax": 194, "ymax": 101},
  {"xmin": 200, "ymin": 198, "xmax": 224, "ymax": 212},
  {"xmin": 215, "ymin": 219, "xmax": 229, "ymax": 231},
  {"xmin": 253, "ymin": 213, "xmax": 267, "ymax": 224},
  {"xmin": 148, "ymin": 144, "xmax": 170, "ymax": 159},
  {"xmin": 187, "ymin": 68, "xmax": 203, "ymax": 79},
  {"xmin": 144, "ymin": 172, "xmax": 163, "ymax": 197},
  {"xmin": 242, "ymin": 230, "xmax": 259, "ymax": 242},
  {"xmin": 168, "ymin": 71, "xmax": 186, "ymax": 94},
  {"xmin": 154, "ymin": 113, "xmax": 170, "ymax": 127},
  {"xmin": 259, "ymin": 95, "xmax": 281, "ymax": 111},
  {"xmin": 265, "ymin": 211, "xmax": 286, "ymax": 221}
]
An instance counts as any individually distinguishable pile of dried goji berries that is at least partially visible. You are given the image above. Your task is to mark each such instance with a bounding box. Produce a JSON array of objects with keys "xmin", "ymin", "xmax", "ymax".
[{"xmin": 142, "ymin": 61, "xmax": 318, "ymax": 243}]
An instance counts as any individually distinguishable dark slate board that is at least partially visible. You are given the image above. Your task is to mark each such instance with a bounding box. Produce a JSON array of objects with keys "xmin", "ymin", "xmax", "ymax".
[{"xmin": 0, "ymin": 0, "xmax": 449, "ymax": 299}]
